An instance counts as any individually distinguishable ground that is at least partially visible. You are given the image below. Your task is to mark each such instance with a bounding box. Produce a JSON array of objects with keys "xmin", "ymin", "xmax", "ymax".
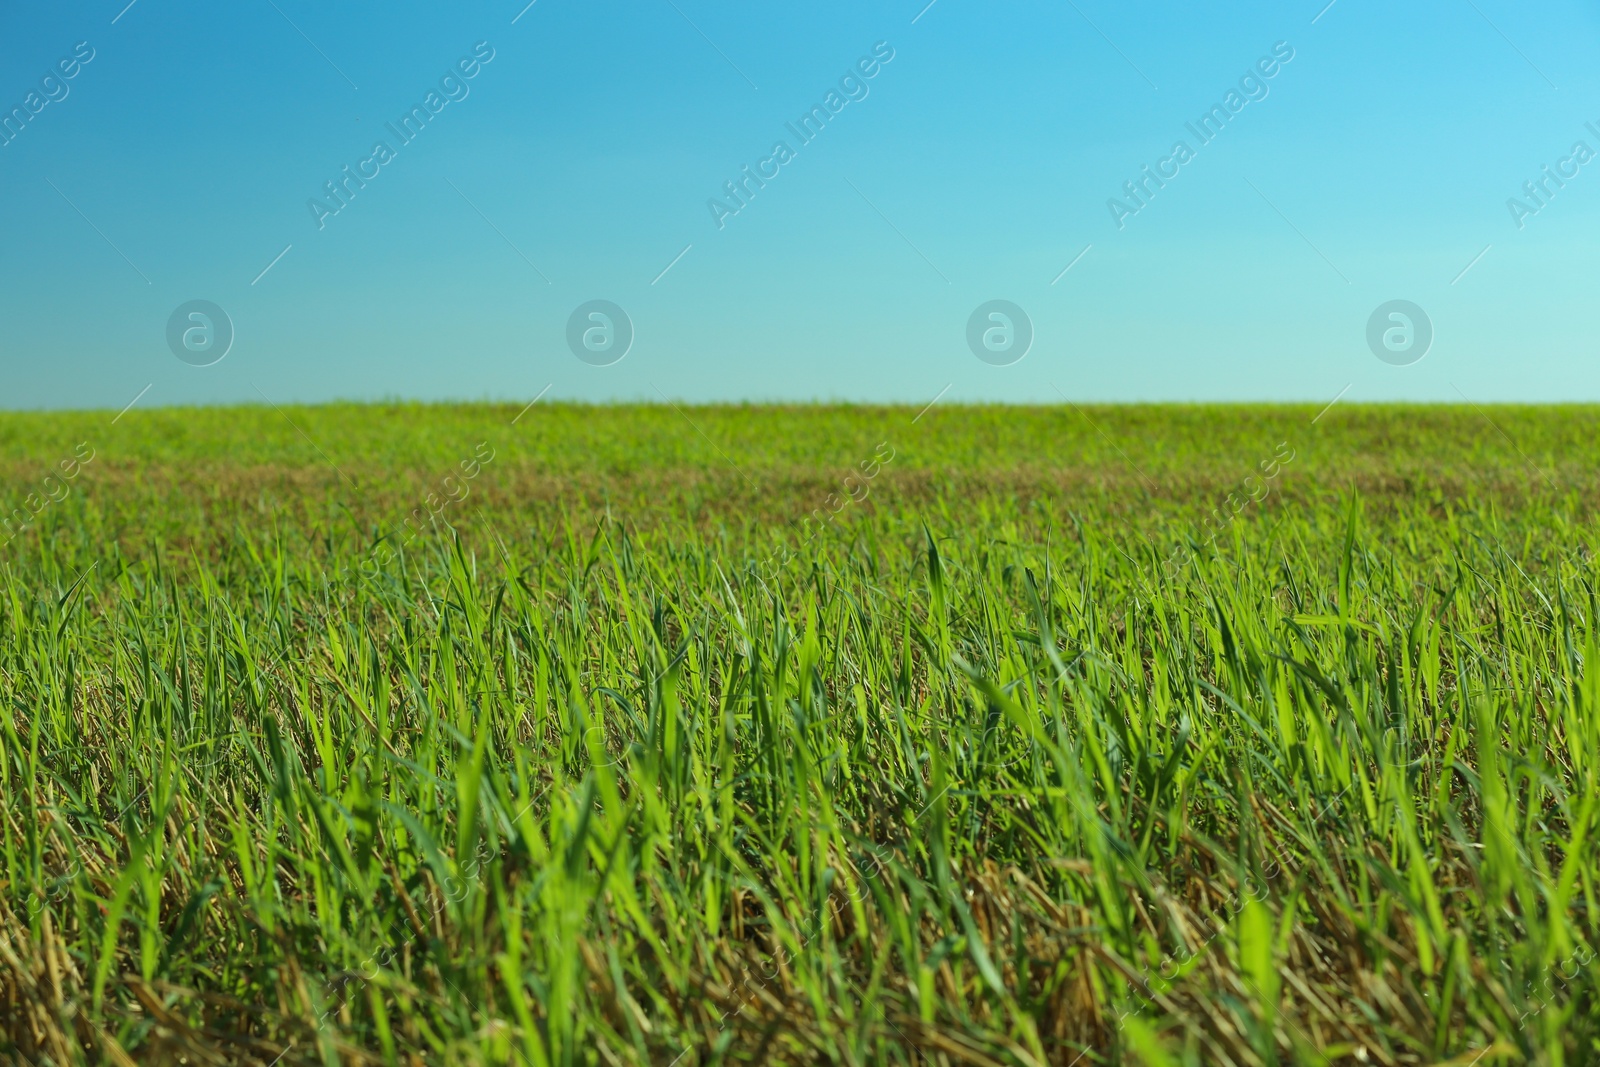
[{"xmin": 0, "ymin": 402, "xmax": 1595, "ymax": 1065}]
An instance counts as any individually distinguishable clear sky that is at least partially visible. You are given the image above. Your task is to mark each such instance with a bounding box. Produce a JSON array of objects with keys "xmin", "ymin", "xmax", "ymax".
[{"xmin": 1, "ymin": 0, "xmax": 1597, "ymax": 410}]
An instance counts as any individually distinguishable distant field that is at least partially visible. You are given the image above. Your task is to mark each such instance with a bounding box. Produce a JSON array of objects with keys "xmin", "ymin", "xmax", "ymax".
[{"xmin": 2, "ymin": 403, "xmax": 1597, "ymax": 1065}]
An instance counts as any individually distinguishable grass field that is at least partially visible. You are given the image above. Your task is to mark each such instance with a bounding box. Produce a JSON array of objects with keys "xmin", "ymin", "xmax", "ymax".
[{"xmin": 2, "ymin": 402, "xmax": 1597, "ymax": 1066}]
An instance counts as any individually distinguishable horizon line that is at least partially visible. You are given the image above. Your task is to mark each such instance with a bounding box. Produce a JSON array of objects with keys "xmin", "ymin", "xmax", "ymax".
[{"xmin": 0, "ymin": 396, "xmax": 1587, "ymax": 417}]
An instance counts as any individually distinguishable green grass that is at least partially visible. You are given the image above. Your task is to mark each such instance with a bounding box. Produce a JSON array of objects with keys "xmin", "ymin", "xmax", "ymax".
[{"xmin": 2, "ymin": 402, "xmax": 1597, "ymax": 1065}]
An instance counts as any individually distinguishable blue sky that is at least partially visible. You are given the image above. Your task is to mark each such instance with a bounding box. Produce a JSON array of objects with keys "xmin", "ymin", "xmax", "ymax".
[{"xmin": 1, "ymin": 0, "xmax": 1597, "ymax": 409}]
